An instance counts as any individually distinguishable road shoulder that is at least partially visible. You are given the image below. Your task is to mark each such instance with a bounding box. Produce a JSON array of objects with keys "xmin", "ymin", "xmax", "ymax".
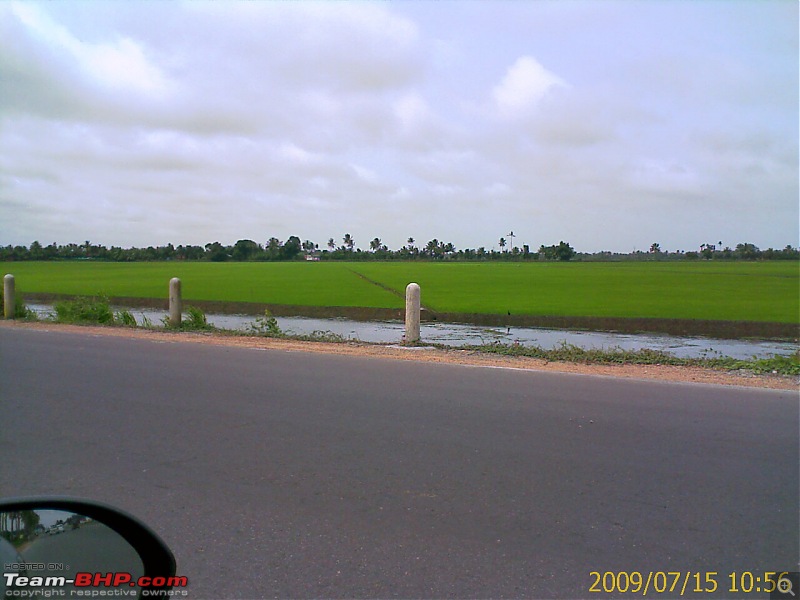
[{"xmin": 1, "ymin": 320, "xmax": 797, "ymax": 391}]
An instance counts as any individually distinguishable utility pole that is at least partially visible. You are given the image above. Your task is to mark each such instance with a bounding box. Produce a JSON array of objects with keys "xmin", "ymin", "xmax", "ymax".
[{"xmin": 507, "ymin": 231, "xmax": 516, "ymax": 250}]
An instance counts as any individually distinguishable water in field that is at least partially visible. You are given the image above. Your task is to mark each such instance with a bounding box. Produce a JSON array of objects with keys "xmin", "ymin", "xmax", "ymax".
[{"xmin": 28, "ymin": 304, "xmax": 798, "ymax": 360}]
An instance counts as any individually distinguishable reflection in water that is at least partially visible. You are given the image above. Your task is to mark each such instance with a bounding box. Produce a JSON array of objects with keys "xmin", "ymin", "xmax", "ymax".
[
  {"xmin": 28, "ymin": 304, "xmax": 799, "ymax": 360},
  {"xmin": 1, "ymin": 509, "xmax": 143, "ymax": 595}
]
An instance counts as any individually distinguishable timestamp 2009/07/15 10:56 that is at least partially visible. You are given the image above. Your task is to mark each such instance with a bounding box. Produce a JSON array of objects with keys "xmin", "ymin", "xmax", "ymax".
[{"xmin": 589, "ymin": 571, "xmax": 797, "ymax": 595}]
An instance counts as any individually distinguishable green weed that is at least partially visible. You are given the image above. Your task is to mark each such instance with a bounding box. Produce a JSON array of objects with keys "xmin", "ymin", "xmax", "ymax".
[
  {"xmin": 115, "ymin": 309, "xmax": 137, "ymax": 327},
  {"xmin": 248, "ymin": 310, "xmax": 283, "ymax": 337},
  {"xmin": 0, "ymin": 289, "xmax": 37, "ymax": 320},
  {"xmin": 292, "ymin": 330, "xmax": 350, "ymax": 343},
  {"xmin": 53, "ymin": 295, "xmax": 114, "ymax": 324},
  {"xmin": 458, "ymin": 341, "xmax": 800, "ymax": 376},
  {"xmin": 162, "ymin": 305, "xmax": 214, "ymax": 331}
]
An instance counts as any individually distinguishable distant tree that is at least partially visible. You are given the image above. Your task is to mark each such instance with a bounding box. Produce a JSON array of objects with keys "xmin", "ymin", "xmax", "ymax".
[
  {"xmin": 265, "ymin": 237, "xmax": 282, "ymax": 260},
  {"xmin": 649, "ymin": 243, "xmax": 661, "ymax": 254},
  {"xmin": 700, "ymin": 243, "xmax": 716, "ymax": 260},
  {"xmin": 539, "ymin": 241, "xmax": 575, "ymax": 261},
  {"xmin": 205, "ymin": 242, "xmax": 229, "ymax": 262},
  {"xmin": 554, "ymin": 241, "xmax": 575, "ymax": 261},
  {"xmin": 232, "ymin": 239, "xmax": 260, "ymax": 261},
  {"xmin": 327, "ymin": 238, "xmax": 336, "ymax": 251},
  {"xmin": 282, "ymin": 236, "xmax": 302, "ymax": 260},
  {"xmin": 499, "ymin": 237, "xmax": 506, "ymax": 252},
  {"xmin": 343, "ymin": 233, "xmax": 355, "ymax": 252},
  {"xmin": 370, "ymin": 237, "xmax": 382, "ymax": 252},
  {"xmin": 734, "ymin": 243, "xmax": 760, "ymax": 260},
  {"xmin": 425, "ymin": 239, "xmax": 439, "ymax": 258},
  {"xmin": 29, "ymin": 241, "xmax": 43, "ymax": 260},
  {"xmin": 782, "ymin": 245, "xmax": 800, "ymax": 259}
]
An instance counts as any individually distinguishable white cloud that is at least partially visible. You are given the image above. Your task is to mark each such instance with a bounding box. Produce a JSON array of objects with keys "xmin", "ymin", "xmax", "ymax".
[
  {"xmin": 492, "ymin": 56, "xmax": 566, "ymax": 118},
  {"xmin": 351, "ymin": 164, "xmax": 380, "ymax": 185},
  {"xmin": 484, "ymin": 183, "xmax": 511, "ymax": 196},
  {"xmin": 279, "ymin": 143, "xmax": 317, "ymax": 165},
  {"xmin": 394, "ymin": 93, "xmax": 432, "ymax": 129},
  {"xmin": 9, "ymin": 2, "xmax": 170, "ymax": 98},
  {"xmin": 0, "ymin": 2, "xmax": 796, "ymax": 252}
]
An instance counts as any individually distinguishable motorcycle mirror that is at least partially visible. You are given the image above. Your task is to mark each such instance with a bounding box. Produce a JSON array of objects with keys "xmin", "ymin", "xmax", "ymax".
[{"xmin": 1, "ymin": 497, "xmax": 177, "ymax": 598}]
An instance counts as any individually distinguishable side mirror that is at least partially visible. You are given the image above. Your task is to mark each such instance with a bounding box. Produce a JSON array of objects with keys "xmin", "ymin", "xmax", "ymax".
[{"xmin": 1, "ymin": 497, "xmax": 177, "ymax": 598}]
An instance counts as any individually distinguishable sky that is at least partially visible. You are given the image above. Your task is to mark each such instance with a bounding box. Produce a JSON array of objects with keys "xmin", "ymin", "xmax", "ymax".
[{"xmin": 1, "ymin": 0, "xmax": 797, "ymax": 254}]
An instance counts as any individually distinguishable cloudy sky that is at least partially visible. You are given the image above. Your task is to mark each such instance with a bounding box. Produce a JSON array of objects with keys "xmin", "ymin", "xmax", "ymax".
[{"xmin": 1, "ymin": 1, "xmax": 797, "ymax": 253}]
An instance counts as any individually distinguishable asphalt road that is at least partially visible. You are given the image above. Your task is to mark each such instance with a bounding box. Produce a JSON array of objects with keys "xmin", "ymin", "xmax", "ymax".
[{"xmin": 1, "ymin": 327, "xmax": 797, "ymax": 599}]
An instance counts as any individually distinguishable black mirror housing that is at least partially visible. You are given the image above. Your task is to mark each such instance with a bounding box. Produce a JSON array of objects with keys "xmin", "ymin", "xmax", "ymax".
[{"xmin": 0, "ymin": 497, "xmax": 176, "ymax": 592}]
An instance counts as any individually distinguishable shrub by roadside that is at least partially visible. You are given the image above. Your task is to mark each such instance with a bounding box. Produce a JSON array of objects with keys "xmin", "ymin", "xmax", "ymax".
[
  {"xmin": 0, "ymin": 288, "xmax": 37, "ymax": 320},
  {"xmin": 462, "ymin": 340, "xmax": 800, "ymax": 376}
]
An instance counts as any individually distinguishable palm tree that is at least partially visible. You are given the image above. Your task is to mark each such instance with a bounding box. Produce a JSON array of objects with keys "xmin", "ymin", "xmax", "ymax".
[
  {"xmin": 425, "ymin": 239, "xmax": 439, "ymax": 258},
  {"xmin": 343, "ymin": 233, "xmax": 355, "ymax": 252},
  {"xmin": 327, "ymin": 238, "xmax": 336, "ymax": 251},
  {"xmin": 370, "ymin": 237, "xmax": 382, "ymax": 252},
  {"xmin": 407, "ymin": 237, "xmax": 415, "ymax": 249},
  {"xmin": 499, "ymin": 237, "xmax": 506, "ymax": 252}
]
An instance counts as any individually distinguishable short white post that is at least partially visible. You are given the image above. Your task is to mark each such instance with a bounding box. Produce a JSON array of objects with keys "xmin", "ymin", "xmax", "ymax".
[
  {"xmin": 405, "ymin": 282, "xmax": 420, "ymax": 344},
  {"xmin": 3, "ymin": 274, "xmax": 15, "ymax": 319},
  {"xmin": 169, "ymin": 277, "xmax": 182, "ymax": 327}
]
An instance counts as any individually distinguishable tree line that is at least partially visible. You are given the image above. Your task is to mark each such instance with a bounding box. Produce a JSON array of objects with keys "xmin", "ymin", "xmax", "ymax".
[{"xmin": 0, "ymin": 237, "xmax": 797, "ymax": 262}]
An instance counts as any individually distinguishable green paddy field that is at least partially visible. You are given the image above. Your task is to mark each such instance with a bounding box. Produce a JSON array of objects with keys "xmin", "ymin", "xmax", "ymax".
[{"xmin": 2, "ymin": 260, "xmax": 798, "ymax": 325}]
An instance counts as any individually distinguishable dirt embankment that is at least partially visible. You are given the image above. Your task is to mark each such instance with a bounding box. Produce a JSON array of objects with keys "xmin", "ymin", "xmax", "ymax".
[{"xmin": 2, "ymin": 320, "xmax": 797, "ymax": 391}]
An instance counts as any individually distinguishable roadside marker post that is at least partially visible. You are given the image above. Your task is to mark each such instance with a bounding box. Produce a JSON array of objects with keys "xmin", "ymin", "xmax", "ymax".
[
  {"xmin": 3, "ymin": 274, "xmax": 14, "ymax": 319},
  {"xmin": 169, "ymin": 277, "xmax": 182, "ymax": 327},
  {"xmin": 405, "ymin": 282, "xmax": 421, "ymax": 344}
]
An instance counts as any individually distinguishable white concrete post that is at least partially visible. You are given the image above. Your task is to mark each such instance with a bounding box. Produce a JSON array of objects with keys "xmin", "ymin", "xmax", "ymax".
[
  {"xmin": 405, "ymin": 282, "xmax": 420, "ymax": 344},
  {"xmin": 169, "ymin": 277, "xmax": 182, "ymax": 327},
  {"xmin": 3, "ymin": 274, "xmax": 15, "ymax": 319}
]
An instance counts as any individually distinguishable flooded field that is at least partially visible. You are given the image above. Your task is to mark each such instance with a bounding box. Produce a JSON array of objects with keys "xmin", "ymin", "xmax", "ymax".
[{"xmin": 29, "ymin": 304, "xmax": 798, "ymax": 360}]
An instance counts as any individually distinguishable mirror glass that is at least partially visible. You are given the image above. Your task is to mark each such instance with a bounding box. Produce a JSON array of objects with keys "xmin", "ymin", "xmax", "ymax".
[{"xmin": 1, "ymin": 509, "xmax": 144, "ymax": 595}]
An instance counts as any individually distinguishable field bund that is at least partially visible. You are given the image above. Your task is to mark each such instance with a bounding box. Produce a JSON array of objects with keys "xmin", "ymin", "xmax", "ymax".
[{"xmin": 4, "ymin": 261, "xmax": 799, "ymax": 340}]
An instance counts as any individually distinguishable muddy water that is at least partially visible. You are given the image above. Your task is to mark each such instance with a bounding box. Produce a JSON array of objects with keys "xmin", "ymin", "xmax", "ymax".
[{"xmin": 29, "ymin": 304, "xmax": 798, "ymax": 360}]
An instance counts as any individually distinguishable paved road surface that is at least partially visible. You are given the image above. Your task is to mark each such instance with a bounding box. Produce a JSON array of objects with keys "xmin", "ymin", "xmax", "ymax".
[{"xmin": 1, "ymin": 327, "xmax": 797, "ymax": 598}]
